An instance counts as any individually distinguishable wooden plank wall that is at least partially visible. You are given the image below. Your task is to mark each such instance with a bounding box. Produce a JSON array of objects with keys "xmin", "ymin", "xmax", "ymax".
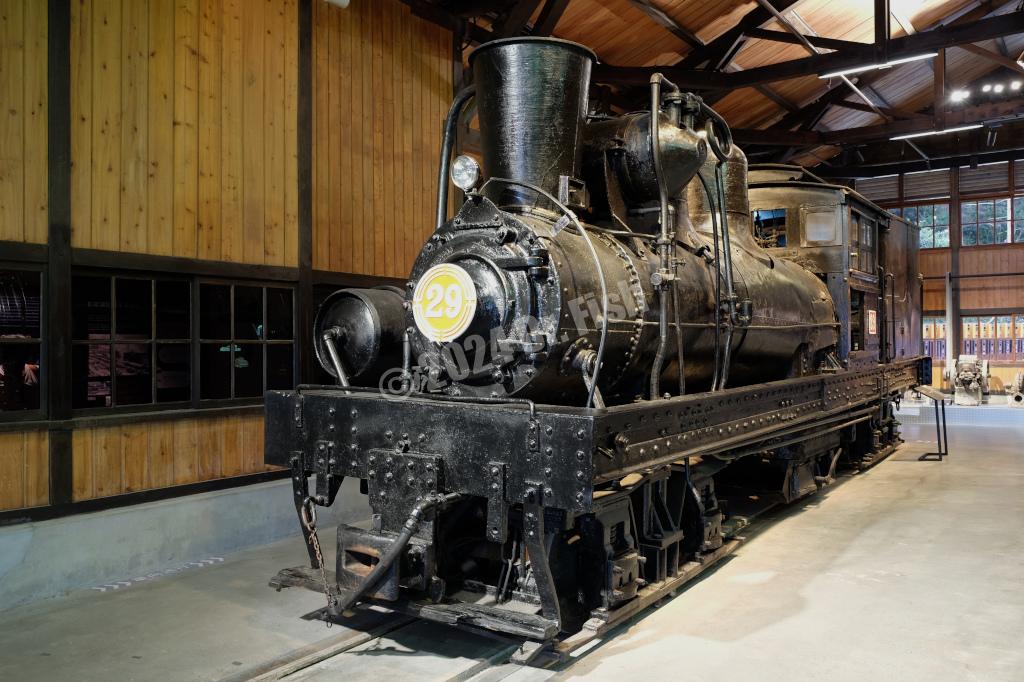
[
  {"xmin": 959, "ymin": 244, "xmax": 1024, "ymax": 311},
  {"xmin": 71, "ymin": 413, "xmax": 269, "ymax": 501},
  {"xmin": 0, "ymin": 0, "xmax": 47, "ymax": 244},
  {"xmin": 311, "ymin": 0, "xmax": 452, "ymax": 277},
  {"xmin": 919, "ymin": 244, "xmax": 1024, "ymax": 311},
  {"xmin": 69, "ymin": 0, "xmax": 299, "ymax": 265},
  {"xmin": 919, "ymin": 249, "xmax": 951, "ymax": 311},
  {"xmin": 0, "ymin": 430, "xmax": 48, "ymax": 511}
]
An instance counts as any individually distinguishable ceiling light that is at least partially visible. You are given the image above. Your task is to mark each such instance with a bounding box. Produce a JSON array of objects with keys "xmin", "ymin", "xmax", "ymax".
[
  {"xmin": 950, "ymin": 89, "xmax": 970, "ymax": 102},
  {"xmin": 1011, "ymin": 81, "xmax": 1022, "ymax": 91},
  {"xmin": 818, "ymin": 52, "xmax": 938, "ymax": 79},
  {"xmin": 891, "ymin": 124, "xmax": 984, "ymax": 141},
  {"xmin": 982, "ymin": 84, "xmax": 993, "ymax": 92},
  {"xmin": 994, "ymin": 84, "xmax": 1005, "ymax": 94}
]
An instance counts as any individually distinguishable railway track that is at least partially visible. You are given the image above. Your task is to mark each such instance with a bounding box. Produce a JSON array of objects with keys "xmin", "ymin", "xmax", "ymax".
[
  {"xmin": 223, "ymin": 605, "xmax": 544, "ymax": 682},
  {"xmin": 227, "ymin": 537, "xmax": 747, "ymax": 681},
  {"xmin": 228, "ymin": 447, "xmax": 901, "ymax": 682}
]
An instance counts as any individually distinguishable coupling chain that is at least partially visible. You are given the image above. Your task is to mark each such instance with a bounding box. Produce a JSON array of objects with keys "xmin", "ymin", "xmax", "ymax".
[{"xmin": 301, "ymin": 496, "xmax": 337, "ymax": 627}]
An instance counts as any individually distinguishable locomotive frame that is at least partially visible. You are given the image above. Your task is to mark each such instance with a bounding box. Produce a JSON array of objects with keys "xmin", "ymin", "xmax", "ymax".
[{"xmin": 268, "ymin": 355, "xmax": 925, "ymax": 650}]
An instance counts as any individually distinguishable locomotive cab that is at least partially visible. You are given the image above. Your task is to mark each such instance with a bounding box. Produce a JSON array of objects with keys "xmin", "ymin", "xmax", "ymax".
[{"xmin": 748, "ymin": 165, "xmax": 921, "ymax": 368}]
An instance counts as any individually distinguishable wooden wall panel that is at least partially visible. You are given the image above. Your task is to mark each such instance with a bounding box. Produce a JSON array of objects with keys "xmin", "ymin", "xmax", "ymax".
[
  {"xmin": 70, "ymin": 0, "xmax": 298, "ymax": 265},
  {"xmin": 72, "ymin": 413, "xmax": 273, "ymax": 502},
  {"xmin": 0, "ymin": 430, "xmax": 48, "ymax": 512},
  {"xmin": 311, "ymin": 0, "xmax": 452, "ymax": 277},
  {"xmin": 919, "ymin": 244, "xmax": 1024, "ymax": 314},
  {"xmin": 919, "ymin": 248, "xmax": 952, "ymax": 311},
  {"xmin": 0, "ymin": 0, "xmax": 47, "ymax": 245},
  {"xmin": 959, "ymin": 244, "xmax": 1024, "ymax": 311}
]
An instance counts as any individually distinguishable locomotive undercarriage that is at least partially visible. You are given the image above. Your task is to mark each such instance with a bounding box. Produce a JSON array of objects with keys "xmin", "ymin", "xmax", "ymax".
[{"xmin": 267, "ymin": 358, "xmax": 925, "ymax": 651}]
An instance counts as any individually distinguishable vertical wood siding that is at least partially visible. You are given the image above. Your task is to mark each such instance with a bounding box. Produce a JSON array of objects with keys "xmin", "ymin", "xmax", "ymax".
[
  {"xmin": 0, "ymin": 0, "xmax": 47, "ymax": 244},
  {"xmin": 0, "ymin": 430, "xmax": 48, "ymax": 511},
  {"xmin": 71, "ymin": 413, "xmax": 270, "ymax": 502},
  {"xmin": 69, "ymin": 0, "xmax": 298, "ymax": 265},
  {"xmin": 959, "ymin": 244, "xmax": 1024, "ymax": 311},
  {"xmin": 311, "ymin": 0, "xmax": 452, "ymax": 277},
  {"xmin": 919, "ymin": 245, "xmax": 1024, "ymax": 312}
]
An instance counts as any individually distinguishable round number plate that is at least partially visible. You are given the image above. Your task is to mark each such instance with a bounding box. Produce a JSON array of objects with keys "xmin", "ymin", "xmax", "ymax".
[{"xmin": 411, "ymin": 263, "xmax": 477, "ymax": 343}]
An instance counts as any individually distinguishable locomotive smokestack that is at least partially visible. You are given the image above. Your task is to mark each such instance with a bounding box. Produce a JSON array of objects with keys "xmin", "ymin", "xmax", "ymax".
[{"xmin": 469, "ymin": 37, "xmax": 596, "ymax": 208}]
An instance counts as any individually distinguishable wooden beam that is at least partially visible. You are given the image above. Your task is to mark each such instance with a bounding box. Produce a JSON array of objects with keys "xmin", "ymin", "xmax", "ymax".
[
  {"xmin": 958, "ymin": 42, "xmax": 1024, "ymax": 75},
  {"xmin": 890, "ymin": 8, "xmax": 917, "ymax": 35},
  {"xmin": 935, "ymin": 48, "xmax": 946, "ymax": 127},
  {"xmin": 733, "ymin": 127, "xmax": 823, "ymax": 145},
  {"xmin": 875, "ymin": 0, "xmax": 891, "ymax": 47},
  {"xmin": 676, "ymin": 0, "xmax": 802, "ymax": 69},
  {"xmin": 832, "ymin": 98, "xmax": 927, "ymax": 120},
  {"xmin": 743, "ymin": 28, "xmax": 866, "ymax": 52},
  {"xmin": 492, "ymin": 0, "xmax": 542, "ymax": 37},
  {"xmin": 532, "ymin": 0, "xmax": 569, "ymax": 36},
  {"xmin": 755, "ymin": 84, "xmax": 799, "ymax": 112},
  {"xmin": 737, "ymin": 95, "xmax": 1024, "ymax": 146},
  {"xmin": 629, "ymin": 0, "xmax": 703, "ymax": 49},
  {"xmin": 699, "ymin": 12, "xmax": 1024, "ymax": 87},
  {"xmin": 765, "ymin": 1, "xmax": 1014, "ymax": 135},
  {"xmin": 596, "ymin": 9, "xmax": 1024, "ymax": 89}
]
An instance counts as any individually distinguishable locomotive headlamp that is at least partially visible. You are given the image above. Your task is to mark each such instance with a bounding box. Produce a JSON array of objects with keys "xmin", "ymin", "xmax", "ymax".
[{"xmin": 451, "ymin": 155, "xmax": 480, "ymax": 192}]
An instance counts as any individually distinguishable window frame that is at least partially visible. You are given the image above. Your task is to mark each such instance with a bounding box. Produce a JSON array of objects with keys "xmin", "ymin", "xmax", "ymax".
[
  {"xmin": 0, "ymin": 262, "xmax": 47, "ymax": 422},
  {"xmin": 70, "ymin": 272, "xmax": 193, "ymax": 413},
  {"xmin": 196, "ymin": 278, "xmax": 298, "ymax": 407},
  {"xmin": 68, "ymin": 269, "xmax": 298, "ymax": 416},
  {"xmin": 958, "ymin": 192, "xmax": 1024, "ymax": 248},
  {"xmin": 889, "ymin": 201, "xmax": 951, "ymax": 250}
]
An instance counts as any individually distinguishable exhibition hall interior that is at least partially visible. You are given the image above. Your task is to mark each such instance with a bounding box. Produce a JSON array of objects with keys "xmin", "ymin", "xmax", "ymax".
[{"xmin": 0, "ymin": 0, "xmax": 1022, "ymax": 679}]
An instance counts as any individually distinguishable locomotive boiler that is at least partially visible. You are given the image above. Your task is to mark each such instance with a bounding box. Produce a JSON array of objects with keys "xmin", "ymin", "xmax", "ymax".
[
  {"xmin": 398, "ymin": 38, "xmax": 837, "ymax": 406},
  {"xmin": 267, "ymin": 37, "xmax": 927, "ymax": 656}
]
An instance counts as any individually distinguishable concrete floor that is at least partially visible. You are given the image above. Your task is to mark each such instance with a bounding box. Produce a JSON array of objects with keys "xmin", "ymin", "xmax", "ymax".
[{"xmin": 1, "ymin": 421, "xmax": 1022, "ymax": 681}]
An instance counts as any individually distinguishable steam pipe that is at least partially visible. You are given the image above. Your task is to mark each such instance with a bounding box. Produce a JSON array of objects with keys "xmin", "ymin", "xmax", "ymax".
[
  {"xmin": 714, "ymin": 161, "xmax": 736, "ymax": 389},
  {"xmin": 435, "ymin": 85, "xmax": 477, "ymax": 229},
  {"xmin": 321, "ymin": 328, "xmax": 350, "ymax": 388},
  {"xmin": 672, "ymin": 282, "xmax": 686, "ymax": 395},
  {"xmin": 648, "ymin": 72, "xmax": 680, "ymax": 400},
  {"xmin": 401, "ymin": 327, "xmax": 412, "ymax": 393},
  {"xmin": 333, "ymin": 493, "xmax": 462, "ymax": 616},
  {"xmin": 696, "ymin": 171, "xmax": 723, "ymax": 391}
]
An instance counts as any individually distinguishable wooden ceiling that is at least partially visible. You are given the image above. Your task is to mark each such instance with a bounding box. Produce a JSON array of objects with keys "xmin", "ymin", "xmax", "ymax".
[{"xmin": 411, "ymin": 0, "xmax": 1024, "ymax": 175}]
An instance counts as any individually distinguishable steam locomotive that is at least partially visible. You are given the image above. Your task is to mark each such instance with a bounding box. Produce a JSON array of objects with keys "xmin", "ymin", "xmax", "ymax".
[{"xmin": 267, "ymin": 37, "xmax": 927, "ymax": 654}]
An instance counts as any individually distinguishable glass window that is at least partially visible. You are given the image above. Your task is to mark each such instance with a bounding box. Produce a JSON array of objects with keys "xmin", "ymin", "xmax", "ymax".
[
  {"xmin": 751, "ymin": 208, "xmax": 787, "ymax": 248},
  {"xmin": 72, "ymin": 275, "xmax": 192, "ymax": 409},
  {"xmin": 199, "ymin": 284, "xmax": 295, "ymax": 401},
  {"xmin": 962, "ymin": 197, "xmax": 1020, "ymax": 246},
  {"xmin": 0, "ymin": 269, "xmax": 43, "ymax": 413},
  {"xmin": 900, "ymin": 203, "xmax": 949, "ymax": 249},
  {"xmin": 1014, "ymin": 197, "xmax": 1024, "ymax": 242}
]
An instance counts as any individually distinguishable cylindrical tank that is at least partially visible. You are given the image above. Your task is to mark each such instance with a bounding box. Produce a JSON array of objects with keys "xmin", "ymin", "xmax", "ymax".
[
  {"xmin": 313, "ymin": 287, "xmax": 405, "ymax": 383},
  {"xmin": 469, "ymin": 37, "xmax": 596, "ymax": 209}
]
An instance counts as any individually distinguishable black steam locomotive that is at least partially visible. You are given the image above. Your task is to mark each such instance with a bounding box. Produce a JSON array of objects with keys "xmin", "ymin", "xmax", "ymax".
[{"xmin": 267, "ymin": 38, "xmax": 927, "ymax": 654}]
